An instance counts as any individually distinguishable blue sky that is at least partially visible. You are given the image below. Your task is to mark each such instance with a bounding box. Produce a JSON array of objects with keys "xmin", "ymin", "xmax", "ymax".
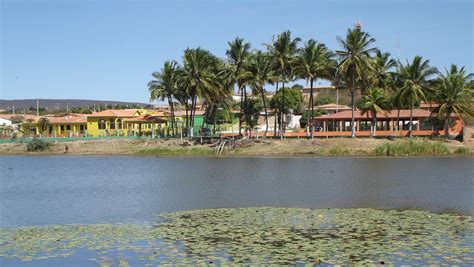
[{"xmin": 1, "ymin": 0, "xmax": 473, "ymax": 103}]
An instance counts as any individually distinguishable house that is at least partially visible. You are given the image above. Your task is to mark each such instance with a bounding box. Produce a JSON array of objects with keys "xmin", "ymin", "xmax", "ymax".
[
  {"xmin": 42, "ymin": 113, "xmax": 88, "ymax": 137},
  {"xmin": 86, "ymin": 109, "xmax": 147, "ymax": 137}
]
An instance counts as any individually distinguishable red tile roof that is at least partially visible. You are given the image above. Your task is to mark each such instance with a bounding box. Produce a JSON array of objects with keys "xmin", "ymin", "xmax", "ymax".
[
  {"xmin": 88, "ymin": 109, "xmax": 141, "ymax": 117},
  {"xmin": 124, "ymin": 114, "xmax": 167, "ymax": 123},
  {"xmin": 44, "ymin": 114, "xmax": 87, "ymax": 124},
  {"xmin": 313, "ymin": 109, "xmax": 444, "ymax": 120}
]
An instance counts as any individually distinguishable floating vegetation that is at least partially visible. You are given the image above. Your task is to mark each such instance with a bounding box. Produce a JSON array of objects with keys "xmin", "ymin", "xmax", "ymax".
[{"xmin": 1, "ymin": 208, "xmax": 473, "ymax": 265}]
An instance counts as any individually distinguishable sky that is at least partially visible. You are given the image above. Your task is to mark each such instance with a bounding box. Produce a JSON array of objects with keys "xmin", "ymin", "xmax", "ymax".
[{"xmin": 1, "ymin": 0, "xmax": 473, "ymax": 103}]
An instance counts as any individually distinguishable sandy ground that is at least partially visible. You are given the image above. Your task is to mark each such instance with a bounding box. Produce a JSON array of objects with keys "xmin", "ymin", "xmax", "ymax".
[{"xmin": 0, "ymin": 137, "xmax": 471, "ymax": 157}]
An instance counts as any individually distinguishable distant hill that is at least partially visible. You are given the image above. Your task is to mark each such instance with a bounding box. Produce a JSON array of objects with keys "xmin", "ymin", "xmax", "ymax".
[{"xmin": 0, "ymin": 99, "xmax": 152, "ymax": 110}]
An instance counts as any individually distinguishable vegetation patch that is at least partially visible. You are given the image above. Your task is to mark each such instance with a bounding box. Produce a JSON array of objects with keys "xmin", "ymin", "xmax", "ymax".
[
  {"xmin": 453, "ymin": 146, "xmax": 471, "ymax": 155},
  {"xmin": 26, "ymin": 139, "xmax": 51, "ymax": 152},
  {"xmin": 137, "ymin": 146, "xmax": 214, "ymax": 156},
  {"xmin": 0, "ymin": 208, "xmax": 472, "ymax": 265},
  {"xmin": 374, "ymin": 140, "xmax": 450, "ymax": 156}
]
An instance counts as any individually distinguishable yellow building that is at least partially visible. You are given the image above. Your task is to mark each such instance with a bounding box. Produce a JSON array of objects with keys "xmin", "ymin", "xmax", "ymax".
[
  {"xmin": 86, "ymin": 109, "xmax": 170, "ymax": 137},
  {"xmin": 86, "ymin": 109, "xmax": 144, "ymax": 137},
  {"xmin": 43, "ymin": 114, "xmax": 88, "ymax": 137}
]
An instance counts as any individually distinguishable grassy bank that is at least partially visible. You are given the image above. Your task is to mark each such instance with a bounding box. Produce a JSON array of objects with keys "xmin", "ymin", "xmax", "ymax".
[{"xmin": 0, "ymin": 138, "xmax": 472, "ymax": 157}]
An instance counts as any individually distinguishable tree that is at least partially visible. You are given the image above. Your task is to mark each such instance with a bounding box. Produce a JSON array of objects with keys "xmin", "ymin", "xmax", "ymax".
[
  {"xmin": 433, "ymin": 65, "xmax": 474, "ymax": 138},
  {"xmin": 270, "ymin": 87, "xmax": 303, "ymax": 131},
  {"xmin": 294, "ymin": 39, "xmax": 334, "ymax": 128},
  {"xmin": 226, "ymin": 37, "xmax": 252, "ymax": 135},
  {"xmin": 371, "ymin": 50, "xmax": 397, "ymax": 91},
  {"xmin": 148, "ymin": 60, "xmax": 180, "ymax": 135},
  {"xmin": 248, "ymin": 50, "xmax": 276, "ymax": 135},
  {"xmin": 179, "ymin": 48, "xmax": 221, "ymax": 136},
  {"xmin": 266, "ymin": 31, "xmax": 300, "ymax": 138},
  {"xmin": 241, "ymin": 98, "xmax": 263, "ymax": 138},
  {"xmin": 336, "ymin": 26, "xmax": 377, "ymax": 137},
  {"xmin": 37, "ymin": 117, "xmax": 49, "ymax": 137},
  {"xmin": 300, "ymin": 109, "xmax": 326, "ymax": 129},
  {"xmin": 396, "ymin": 56, "xmax": 437, "ymax": 137},
  {"xmin": 358, "ymin": 87, "xmax": 391, "ymax": 137}
]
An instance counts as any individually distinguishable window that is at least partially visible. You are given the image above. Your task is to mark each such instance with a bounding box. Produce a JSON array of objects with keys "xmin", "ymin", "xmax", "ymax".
[
  {"xmin": 66, "ymin": 125, "xmax": 71, "ymax": 131},
  {"xmin": 110, "ymin": 119, "xmax": 115, "ymax": 129},
  {"xmin": 80, "ymin": 125, "xmax": 85, "ymax": 131},
  {"xmin": 117, "ymin": 119, "xmax": 122, "ymax": 129},
  {"xmin": 60, "ymin": 125, "xmax": 65, "ymax": 131},
  {"xmin": 99, "ymin": 119, "xmax": 106, "ymax": 130}
]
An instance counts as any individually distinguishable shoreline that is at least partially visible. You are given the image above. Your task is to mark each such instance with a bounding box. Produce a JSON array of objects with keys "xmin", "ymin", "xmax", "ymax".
[{"xmin": 0, "ymin": 138, "xmax": 472, "ymax": 157}]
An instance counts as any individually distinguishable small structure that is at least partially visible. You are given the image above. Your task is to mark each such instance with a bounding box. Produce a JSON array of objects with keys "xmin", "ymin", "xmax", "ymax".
[{"xmin": 0, "ymin": 118, "xmax": 12, "ymax": 126}]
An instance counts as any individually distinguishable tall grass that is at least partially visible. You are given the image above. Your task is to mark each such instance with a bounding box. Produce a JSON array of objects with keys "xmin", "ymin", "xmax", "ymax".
[
  {"xmin": 374, "ymin": 140, "xmax": 449, "ymax": 156},
  {"xmin": 137, "ymin": 146, "xmax": 214, "ymax": 156}
]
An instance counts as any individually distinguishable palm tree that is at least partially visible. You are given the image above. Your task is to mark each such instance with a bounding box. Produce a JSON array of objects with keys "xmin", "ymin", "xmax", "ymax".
[
  {"xmin": 180, "ymin": 48, "xmax": 221, "ymax": 136},
  {"xmin": 433, "ymin": 65, "xmax": 474, "ymax": 138},
  {"xmin": 148, "ymin": 60, "xmax": 179, "ymax": 135},
  {"xmin": 248, "ymin": 50, "xmax": 275, "ymax": 135},
  {"xmin": 396, "ymin": 56, "xmax": 437, "ymax": 137},
  {"xmin": 336, "ymin": 26, "xmax": 377, "ymax": 137},
  {"xmin": 294, "ymin": 39, "xmax": 334, "ymax": 128},
  {"xmin": 371, "ymin": 50, "xmax": 397, "ymax": 90},
  {"xmin": 358, "ymin": 87, "xmax": 391, "ymax": 137},
  {"xmin": 266, "ymin": 30, "xmax": 300, "ymax": 139},
  {"xmin": 226, "ymin": 37, "xmax": 252, "ymax": 135}
]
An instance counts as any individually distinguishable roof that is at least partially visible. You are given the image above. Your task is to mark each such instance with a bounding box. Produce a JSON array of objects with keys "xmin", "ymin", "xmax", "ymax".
[
  {"xmin": 301, "ymin": 86, "xmax": 337, "ymax": 92},
  {"xmin": 169, "ymin": 110, "xmax": 206, "ymax": 116},
  {"xmin": 88, "ymin": 109, "xmax": 142, "ymax": 118},
  {"xmin": 124, "ymin": 114, "xmax": 167, "ymax": 123},
  {"xmin": 419, "ymin": 102, "xmax": 440, "ymax": 108},
  {"xmin": 0, "ymin": 114, "xmax": 40, "ymax": 122},
  {"xmin": 313, "ymin": 103, "xmax": 351, "ymax": 110},
  {"xmin": 43, "ymin": 114, "xmax": 87, "ymax": 124},
  {"xmin": 313, "ymin": 109, "xmax": 446, "ymax": 121}
]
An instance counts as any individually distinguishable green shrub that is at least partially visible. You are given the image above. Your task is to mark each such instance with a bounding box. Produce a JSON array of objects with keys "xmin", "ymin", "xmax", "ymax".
[
  {"xmin": 374, "ymin": 140, "xmax": 449, "ymax": 156},
  {"xmin": 26, "ymin": 139, "xmax": 51, "ymax": 152},
  {"xmin": 328, "ymin": 146, "xmax": 351, "ymax": 156},
  {"xmin": 453, "ymin": 147, "xmax": 470, "ymax": 155}
]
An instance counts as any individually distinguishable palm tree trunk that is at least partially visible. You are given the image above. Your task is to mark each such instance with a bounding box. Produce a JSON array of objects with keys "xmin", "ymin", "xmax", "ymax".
[
  {"xmin": 281, "ymin": 81, "xmax": 285, "ymax": 141},
  {"xmin": 168, "ymin": 97, "xmax": 176, "ymax": 137},
  {"xmin": 396, "ymin": 108, "xmax": 400, "ymax": 133},
  {"xmin": 239, "ymin": 84, "xmax": 244, "ymax": 136},
  {"xmin": 185, "ymin": 102, "xmax": 189, "ymax": 137},
  {"xmin": 372, "ymin": 111, "xmax": 377, "ymax": 138},
  {"xmin": 409, "ymin": 106, "xmax": 413, "ymax": 138},
  {"xmin": 351, "ymin": 69, "xmax": 356, "ymax": 138},
  {"xmin": 444, "ymin": 113, "xmax": 450, "ymax": 139},
  {"xmin": 273, "ymin": 81, "xmax": 279, "ymax": 137},
  {"xmin": 261, "ymin": 89, "xmax": 268, "ymax": 136}
]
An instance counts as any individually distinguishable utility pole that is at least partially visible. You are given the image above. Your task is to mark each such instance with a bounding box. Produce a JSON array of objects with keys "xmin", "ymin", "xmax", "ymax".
[
  {"xmin": 36, "ymin": 98, "xmax": 39, "ymax": 117},
  {"xmin": 66, "ymin": 103, "xmax": 69, "ymax": 114},
  {"xmin": 12, "ymin": 105, "xmax": 15, "ymax": 115}
]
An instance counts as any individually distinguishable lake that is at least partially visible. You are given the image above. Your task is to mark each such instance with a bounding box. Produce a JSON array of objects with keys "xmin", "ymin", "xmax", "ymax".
[{"xmin": 0, "ymin": 156, "xmax": 473, "ymax": 265}]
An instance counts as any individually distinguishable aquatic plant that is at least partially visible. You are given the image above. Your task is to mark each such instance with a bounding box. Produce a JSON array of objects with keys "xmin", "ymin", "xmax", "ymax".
[{"xmin": 1, "ymin": 208, "xmax": 472, "ymax": 265}]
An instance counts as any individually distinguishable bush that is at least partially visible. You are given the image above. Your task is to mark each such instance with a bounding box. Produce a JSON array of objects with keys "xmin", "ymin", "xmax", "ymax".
[
  {"xmin": 328, "ymin": 146, "xmax": 351, "ymax": 155},
  {"xmin": 374, "ymin": 140, "xmax": 449, "ymax": 156},
  {"xmin": 26, "ymin": 139, "xmax": 51, "ymax": 152},
  {"xmin": 453, "ymin": 147, "xmax": 470, "ymax": 155}
]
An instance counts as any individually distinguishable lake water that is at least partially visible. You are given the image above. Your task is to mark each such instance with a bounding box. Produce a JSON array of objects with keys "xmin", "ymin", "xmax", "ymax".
[
  {"xmin": 1, "ymin": 156, "xmax": 473, "ymax": 227},
  {"xmin": 0, "ymin": 156, "xmax": 473, "ymax": 265}
]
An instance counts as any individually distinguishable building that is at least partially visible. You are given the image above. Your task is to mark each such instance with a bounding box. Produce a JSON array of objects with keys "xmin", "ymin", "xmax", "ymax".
[
  {"xmin": 300, "ymin": 86, "xmax": 336, "ymax": 102},
  {"xmin": 43, "ymin": 113, "xmax": 88, "ymax": 137},
  {"xmin": 310, "ymin": 109, "xmax": 463, "ymax": 137},
  {"xmin": 0, "ymin": 118, "xmax": 12, "ymax": 126},
  {"xmin": 312, "ymin": 103, "xmax": 351, "ymax": 114},
  {"xmin": 86, "ymin": 109, "xmax": 147, "ymax": 137}
]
